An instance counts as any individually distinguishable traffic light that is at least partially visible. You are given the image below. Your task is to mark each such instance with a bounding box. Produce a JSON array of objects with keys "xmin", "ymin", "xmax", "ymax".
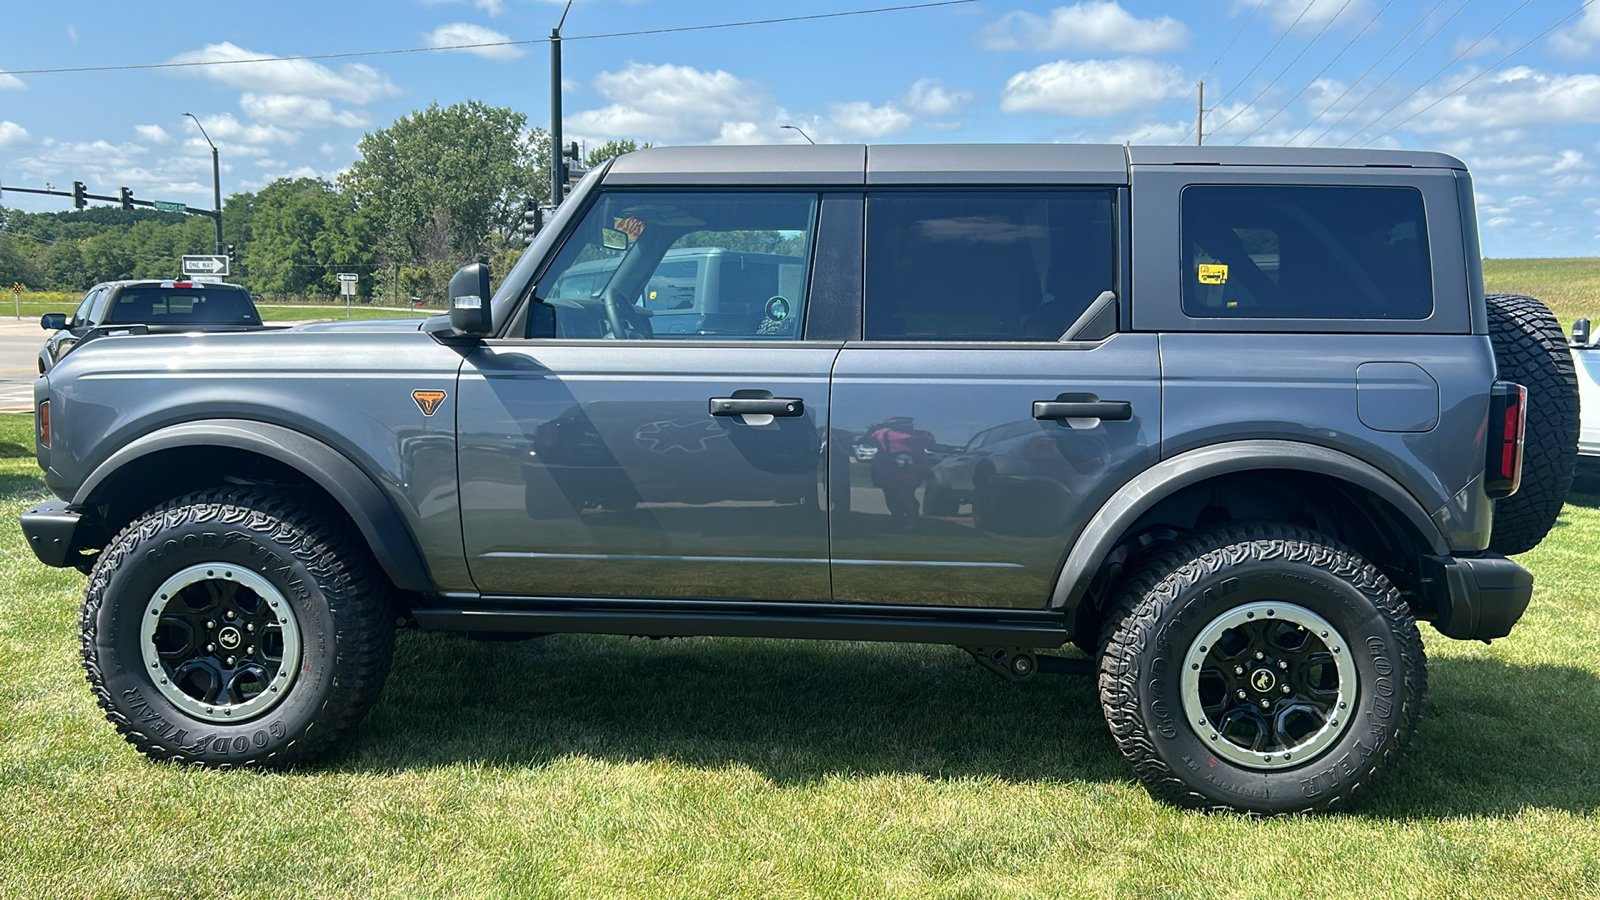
[
  {"xmin": 562, "ymin": 141, "xmax": 589, "ymax": 186},
  {"xmin": 119, "ymin": 187, "xmax": 134, "ymax": 210},
  {"xmin": 519, "ymin": 198, "xmax": 541, "ymax": 244},
  {"xmin": 226, "ymin": 244, "xmax": 236, "ymax": 266},
  {"xmin": 72, "ymin": 181, "xmax": 86, "ymax": 210}
]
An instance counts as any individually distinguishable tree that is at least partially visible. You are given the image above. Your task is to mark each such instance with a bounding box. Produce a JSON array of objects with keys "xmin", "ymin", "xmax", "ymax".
[
  {"xmin": 584, "ymin": 139, "xmax": 650, "ymax": 168},
  {"xmin": 246, "ymin": 178, "xmax": 373, "ymax": 297},
  {"xmin": 339, "ymin": 101, "xmax": 548, "ymax": 266}
]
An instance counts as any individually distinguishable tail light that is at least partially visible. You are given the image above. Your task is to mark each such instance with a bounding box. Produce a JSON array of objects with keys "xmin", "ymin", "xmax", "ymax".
[
  {"xmin": 38, "ymin": 400, "xmax": 50, "ymax": 449},
  {"xmin": 1484, "ymin": 382, "xmax": 1526, "ymax": 499}
]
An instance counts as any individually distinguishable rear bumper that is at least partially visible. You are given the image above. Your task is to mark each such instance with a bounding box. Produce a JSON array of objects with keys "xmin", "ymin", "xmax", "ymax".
[
  {"xmin": 1423, "ymin": 553, "xmax": 1533, "ymax": 641},
  {"xmin": 19, "ymin": 498, "xmax": 83, "ymax": 568}
]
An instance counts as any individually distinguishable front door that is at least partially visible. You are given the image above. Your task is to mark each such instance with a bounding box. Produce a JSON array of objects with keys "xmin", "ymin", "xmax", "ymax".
[{"xmin": 457, "ymin": 189, "xmax": 837, "ymax": 601}]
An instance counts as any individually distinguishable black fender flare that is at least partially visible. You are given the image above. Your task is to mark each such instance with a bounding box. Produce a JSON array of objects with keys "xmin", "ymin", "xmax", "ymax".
[
  {"xmin": 1050, "ymin": 439, "xmax": 1451, "ymax": 613},
  {"xmin": 74, "ymin": 419, "xmax": 433, "ymax": 592}
]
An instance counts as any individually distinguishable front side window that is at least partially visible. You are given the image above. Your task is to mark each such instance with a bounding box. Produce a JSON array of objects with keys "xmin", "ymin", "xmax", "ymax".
[
  {"xmin": 532, "ymin": 192, "xmax": 817, "ymax": 340},
  {"xmin": 864, "ymin": 191, "xmax": 1116, "ymax": 342},
  {"xmin": 71, "ymin": 289, "xmax": 98, "ymax": 326},
  {"xmin": 1181, "ymin": 184, "xmax": 1433, "ymax": 319}
]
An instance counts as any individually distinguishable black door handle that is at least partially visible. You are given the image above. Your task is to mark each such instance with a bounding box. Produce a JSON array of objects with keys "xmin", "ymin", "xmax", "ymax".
[
  {"xmin": 1033, "ymin": 399, "xmax": 1132, "ymax": 421},
  {"xmin": 710, "ymin": 397, "xmax": 805, "ymax": 417}
]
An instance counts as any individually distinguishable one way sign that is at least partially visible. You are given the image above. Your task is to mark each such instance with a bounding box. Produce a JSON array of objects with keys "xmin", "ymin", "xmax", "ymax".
[{"xmin": 181, "ymin": 255, "xmax": 230, "ymax": 276}]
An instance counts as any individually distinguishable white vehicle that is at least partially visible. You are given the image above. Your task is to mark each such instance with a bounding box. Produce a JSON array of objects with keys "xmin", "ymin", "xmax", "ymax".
[{"xmin": 1571, "ymin": 318, "xmax": 1600, "ymax": 457}]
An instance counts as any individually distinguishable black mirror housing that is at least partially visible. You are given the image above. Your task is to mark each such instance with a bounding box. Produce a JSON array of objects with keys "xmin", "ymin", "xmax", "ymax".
[
  {"xmin": 40, "ymin": 313, "xmax": 67, "ymax": 331},
  {"xmin": 448, "ymin": 263, "xmax": 493, "ymax": 336}
]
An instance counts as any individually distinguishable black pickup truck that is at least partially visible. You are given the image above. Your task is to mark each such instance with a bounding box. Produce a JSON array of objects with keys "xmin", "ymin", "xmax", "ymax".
[{"xmin": 38, "ymin": 280, "xmax": 264, "ymax": 373}]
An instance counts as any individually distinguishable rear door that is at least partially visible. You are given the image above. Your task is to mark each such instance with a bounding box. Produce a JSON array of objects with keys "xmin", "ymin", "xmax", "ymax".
[
  {"xmin": 456, "ymin": 190, "xmax": 840, "ymax": 601},
  {"xmin": 828, "ymin": 187, "xmax": 1161, "ymax": 609}
]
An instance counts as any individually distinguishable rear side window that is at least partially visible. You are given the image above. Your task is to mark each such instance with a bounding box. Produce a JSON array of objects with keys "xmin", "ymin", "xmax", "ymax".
[
  {"xmin": 104, "ymin": 287, "xmax": 260, "ymax": 326},
  {"xmin": 1181, "ymin": 185, "xmax": 1432, "ymax": 320},
  {"xmin": 864, "ymin": 191, "xmax": 1115, "ymax": 342}
]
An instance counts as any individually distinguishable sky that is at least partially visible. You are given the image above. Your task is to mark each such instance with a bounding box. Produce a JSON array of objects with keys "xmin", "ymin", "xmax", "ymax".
[{"xmin": 1, "ymin": 0, "xmax": 1599, "ymax": 257}]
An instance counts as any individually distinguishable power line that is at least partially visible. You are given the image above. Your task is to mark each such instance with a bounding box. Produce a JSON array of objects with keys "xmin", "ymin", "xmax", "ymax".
[
  {"xmin": 1178, "ymin": 0, "xmax": 1320, "ymax": 145},
  {"xmin": 1206, "ymin": 0, "xmax": 1359, "ymax": 141},
  {"xmin": 1340, "ymin": 0, "xmax": 1534, "ymax": 147},
  {"xmin": 1361, "ymin": 0, "xmax": 1599, "ymax": 146},
  {"xmin": 1132, "ymin": 0, "xmax": 1268, "ymax": 144},
  {"xmin": 1287, "ymin": 0, "xmax": 1452, "ymax": 146},
  {"xmin": 0, "ymin": 1, "xmax": 978, "ymax": 77},
  {"xmin": 1236, "ymin": 0, "xmax": 1394, "ymax": 144}
]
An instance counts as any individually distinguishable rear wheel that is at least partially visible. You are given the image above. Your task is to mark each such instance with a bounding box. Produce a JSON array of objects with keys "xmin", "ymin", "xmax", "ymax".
[
  {"xmin": 80, "ymin": 487, "xmax": 395, "ymax": 767},
  {"xmin": 1099, "ymin": 523, "xmax": 1425, "ymax": 813},
  {"xmin": 1485, "ymin": 293, "xmax": 1578, "ymax": 555}
]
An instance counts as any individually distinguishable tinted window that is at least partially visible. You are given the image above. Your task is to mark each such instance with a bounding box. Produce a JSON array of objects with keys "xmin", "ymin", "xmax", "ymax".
[
  {"xmin": 104, "ymin": 287, "xmax": 260, "ymax": 325},
  {"xmin": 864, "ymin": 191, "xmax": 1115, "ymax": 342},
  {"xmin": 532, "ymin": 192, "xmax": 817, "ymax": 340},
  {"xmin": 71, "ymin": 289, "xmax": 98, "ymax": 326},
  {"xmin": 1181, "ymin": 185, "xmax": 1432, "ymax": 319}
]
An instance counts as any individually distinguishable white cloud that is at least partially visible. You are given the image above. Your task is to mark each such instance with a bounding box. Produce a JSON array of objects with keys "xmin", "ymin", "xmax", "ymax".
[
  {"xmin": 904, "ymin": 78, "xmax": 973, "ymax": 116},
  {"xmin": 1001, "ymin": 58, "xmax": 1187, "ymax": 117},
  {"xmin": 569, "ymin": 62, "xmax": 771, "ymax": 142},
  {"xmin": 421, "ymin": 0, "xmax": 509, "ymax": 16},
  {"xmin": 0, "ymin": 121, "xmax": 29, "ymax": 147},
  {"xmin": 0, "ymin": 71, "xmax": 24, "ymax": 91},
  {"xmin": 422, "ymin": 23, "xmax": 524, "ymax": 60},
  {"xmin": 165, "ymin": 42, "xmax": 400, "ymax": 104},
  {"xmin": 1405, "ymin": 67, "xmax": 1600, "ymax": 133},
  {"xmin": 66, "ymin": 25, "xmax": 77, "ymax": 44},
  {"xmin": 240, "ymin": 93, "xmax": 370, "ymax": 128},
  {"xmin": 196, "ymin": 112, "xmax": 299, "ymax": 147},
  {"xmin": 979, "ymin": 2, "xmax": 1189, "ymax": 53},
  {"xmin": 1551, "ymin": 4, "xmax": 1600, "ymax": 58},
  {"xmin": 1260, "ymin": 0, "xmax": 1368, "ymax": 31},
  {"xmin": 134, "ymin": 124, "xmax": 171, "ymax": 144},
  {"xmin": 829, "ymin": 101, "xmax": 912, "ymax": 137}
]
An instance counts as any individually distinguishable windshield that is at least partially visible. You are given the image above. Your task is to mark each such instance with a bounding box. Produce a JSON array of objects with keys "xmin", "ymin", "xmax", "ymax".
[{"xmin": 102, "ymin": 287, "xmax": 261, "ymax": 326}]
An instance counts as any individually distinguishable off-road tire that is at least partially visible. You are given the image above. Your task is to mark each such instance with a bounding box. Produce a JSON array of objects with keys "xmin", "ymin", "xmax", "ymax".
[
  {"xmin": 1486, "ymin": 293, "xmax": 1578, "ymax": 555},
  {"xmin": 80, "ymin": 487, "xmax": 395, "ymax": 767},
  {"xmin": 1098, "ymin": 523, "xmax": 1425, "ymax": 814}
]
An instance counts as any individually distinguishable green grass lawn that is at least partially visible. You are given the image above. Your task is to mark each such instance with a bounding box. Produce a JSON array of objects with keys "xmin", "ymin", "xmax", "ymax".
[
  {"xmin": 1484, "ymin": 258, "xmax": 1600, "ymax": 331},
  {"xmin": 3, "ymin": 411, "xmax": 1600, "ymax": 898}
]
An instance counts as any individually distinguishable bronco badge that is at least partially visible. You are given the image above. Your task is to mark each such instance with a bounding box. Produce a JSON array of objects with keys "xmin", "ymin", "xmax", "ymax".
[{"xmin": 412, "ymin": 390, "xmax": 447, "ymax": 416}]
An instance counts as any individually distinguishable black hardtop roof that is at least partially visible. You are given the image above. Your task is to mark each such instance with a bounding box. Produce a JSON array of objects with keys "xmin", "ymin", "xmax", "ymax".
[{"xmin": 602, "ymin": 143, "xmax": 1466, "ymax": 187}]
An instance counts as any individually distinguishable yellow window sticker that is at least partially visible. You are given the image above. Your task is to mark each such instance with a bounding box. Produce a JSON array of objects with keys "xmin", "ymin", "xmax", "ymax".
[
  {"xmin": 613, "ymin": 217, "xmax": 646, "ymax": 241},
  {"xmin": 1198, "ymin": 264, "xmax": 1229, "ymax": 285}
]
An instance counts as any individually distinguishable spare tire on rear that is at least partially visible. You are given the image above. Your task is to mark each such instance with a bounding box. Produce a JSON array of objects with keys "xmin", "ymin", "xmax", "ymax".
[{"xmin": 1485, "ymin": 293, "xmax": 1578, "ymax": 555}]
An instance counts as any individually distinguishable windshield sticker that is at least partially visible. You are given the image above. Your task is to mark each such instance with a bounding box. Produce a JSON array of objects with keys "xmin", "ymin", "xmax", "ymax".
[
  {"xmin": 601, "ymin": 228, "xmax": 629, "ymax": 251},
  {"xmin": 1198, "ymin": 264, "xmax": 1229, "ymax": 285}
]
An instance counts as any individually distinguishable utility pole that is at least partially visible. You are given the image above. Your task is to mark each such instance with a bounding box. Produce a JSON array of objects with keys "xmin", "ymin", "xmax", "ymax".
[
  {"xmin": 550, "ymin": 1, "xmax": 572, "ymax": 207},
  {"xmin": 1197, "ymin": 81, "xmax": 1204, "ymax": 147},
  {"xmin": 184, "ymin": 113, "xmax": 224, "ymax": 254}
]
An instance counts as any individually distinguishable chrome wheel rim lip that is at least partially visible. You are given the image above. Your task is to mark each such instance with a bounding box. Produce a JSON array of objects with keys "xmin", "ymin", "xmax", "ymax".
[
  {"xmin": 139, "ymin": 563, "xmax": 302, "ymax": 724},
  {"xmin": 1179, "ymin": 601, "xmax": 1358, "ymax": 771}
]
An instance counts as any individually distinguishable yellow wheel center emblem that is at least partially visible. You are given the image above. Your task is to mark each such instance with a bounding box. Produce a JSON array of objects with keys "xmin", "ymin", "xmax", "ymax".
[{"xmin": 1251, "ymin": 668, "xmax": 1276, "ymax": 693}]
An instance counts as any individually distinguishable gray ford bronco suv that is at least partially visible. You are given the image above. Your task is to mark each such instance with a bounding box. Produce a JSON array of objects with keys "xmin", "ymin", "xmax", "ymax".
[{"xmin": 21, "ymin": 144, "xmax": 1578, "ymax": 815}]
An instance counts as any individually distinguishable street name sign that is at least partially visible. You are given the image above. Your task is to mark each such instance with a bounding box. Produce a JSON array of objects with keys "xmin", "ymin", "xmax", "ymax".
[{"xmin": 154, "ymin": 200, "xmax": 188, "ymax": 213}]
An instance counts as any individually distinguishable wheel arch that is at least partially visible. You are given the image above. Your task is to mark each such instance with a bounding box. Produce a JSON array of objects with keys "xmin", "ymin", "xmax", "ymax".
[
  {"xmin": 1053, "ymin": 439, "xmax": 1450, "ymax": 618},
  {"xmin": 73, "ymin": 419, "xmax": 433, "ymax": 592}
]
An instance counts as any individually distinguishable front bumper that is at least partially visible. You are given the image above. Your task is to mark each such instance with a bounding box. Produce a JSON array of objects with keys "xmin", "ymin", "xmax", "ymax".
[
  {"xmin": 1422, "ymin": 553, "xmax": 1534, "ymax": 642},
  {"xmin": 20, "ymin": 498, "xmax": 83, "ymax": 568}
]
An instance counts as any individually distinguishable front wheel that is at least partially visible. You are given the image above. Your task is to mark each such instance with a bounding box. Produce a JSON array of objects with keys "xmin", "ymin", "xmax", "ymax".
[
  {"xmin": 1098, "ymin": 523, "xmax": 1425, "ymax": 814},
  {"xmin": 80, "ymin": 487, "xmax": 396, "ymax": 767}
]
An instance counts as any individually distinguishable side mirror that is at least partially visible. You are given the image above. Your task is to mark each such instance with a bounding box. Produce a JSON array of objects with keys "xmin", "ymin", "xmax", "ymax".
[
  {"xmin": 1573, "ymin": 318, "xmax": 1592, "ymax": 348},
  {"xmin": 40, "ymin": 313, "xmax": 67, "ymax": 331},
  {"xmin": 448, "ymin": 262, "xmax": 492, "ymax": 336}
]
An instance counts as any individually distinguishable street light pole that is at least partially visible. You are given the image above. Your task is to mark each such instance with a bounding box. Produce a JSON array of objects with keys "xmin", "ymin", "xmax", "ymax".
[
  {"xmin": 550, "ymin": 1, "xmax": 572, "ymax": 207},
  {"xmin": 780, "ymin": 125, "xmax": 816, "ymax": 145},
  {"xmin": 183, "ymin": 112, "xmax": 224, "ymax": 255}
]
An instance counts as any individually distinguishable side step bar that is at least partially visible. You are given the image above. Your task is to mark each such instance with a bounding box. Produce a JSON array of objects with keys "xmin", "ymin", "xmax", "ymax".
[{"xmin": 411, "ymin": 597, "xmax": 1071, "ymax": 648}]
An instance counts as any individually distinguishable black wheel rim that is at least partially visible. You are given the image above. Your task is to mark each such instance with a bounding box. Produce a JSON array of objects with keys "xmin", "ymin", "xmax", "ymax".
[
  {"xmin": 1179, "ymin": 602, "xmax": 1357, "ymax": 769},
  {"xmin": 139, "ymin": 564, "xmax": 302, "ymax": 723}
]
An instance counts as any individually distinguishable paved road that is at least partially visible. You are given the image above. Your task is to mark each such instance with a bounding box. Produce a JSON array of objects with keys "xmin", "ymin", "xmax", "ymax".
[{"xmin": 0, "ymin": 319, "xmax": 45, "ymax": 413}]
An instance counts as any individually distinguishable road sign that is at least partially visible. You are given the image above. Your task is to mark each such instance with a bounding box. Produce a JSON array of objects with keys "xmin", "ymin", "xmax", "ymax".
[
  {"xmin": 191, "ymin": 275, "xmax": 224, "ymax": 284},
  {"xmin": 154, "ymin": 200, "xmax": 188, "ymax": 213},
  {"xmin": 181, "ymin": 255, "xmax": 230, "ymax": 276},
  {"xmin": 340, "ymin": 280, "xmax": 357, "ymax": 296},
  {"xmin": 336, "ymin": 273, "xmax": 359, "ymax": 282}
]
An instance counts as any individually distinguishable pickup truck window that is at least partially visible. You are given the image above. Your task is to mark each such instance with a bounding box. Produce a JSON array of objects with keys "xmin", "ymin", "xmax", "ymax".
[
  {"xmin": 532, "ymin": 192, "xmax": 818, "ymax": 340},
  {"xmin": 103, "ymin": 287, "xmax": 262, "ymax": 326}
]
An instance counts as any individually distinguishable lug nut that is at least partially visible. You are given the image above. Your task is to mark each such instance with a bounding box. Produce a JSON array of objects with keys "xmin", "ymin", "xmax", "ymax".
[
  {"xmin": 247, "ymin": 623, "xmax": 255, "ymax": 633},
  {"xmin": 1255, "ymin": 651, "xmax": 1265, "ymax": 660},
  {"xmin": 226, "ymin": 656, "xmax": 235, "ymax": 666},
  {"xmin": 206, "ymin": 620, "xmax": 216, "ymax": 629},
  {"xmin": 1234, "ymin": 665, "xmax": 1245, "ymax": 675},
  {"xmin": 1277, "ymin": 660, "xmax": 1288, "ymax": 670},
  {"xmin": 1281, "ymin": 685, "xmax": 1291, "ymax": 694},
  {"xmin": 1259, "ymin": 700, "xmax": 1270, "ymax": 709},
  {"xmin": 1236, "ymin": 690, "xmax": 1247, "ymax": 700},
  {"xmin": 206, "ymin": 643, "xmax": 215, "ymax": 652}
]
